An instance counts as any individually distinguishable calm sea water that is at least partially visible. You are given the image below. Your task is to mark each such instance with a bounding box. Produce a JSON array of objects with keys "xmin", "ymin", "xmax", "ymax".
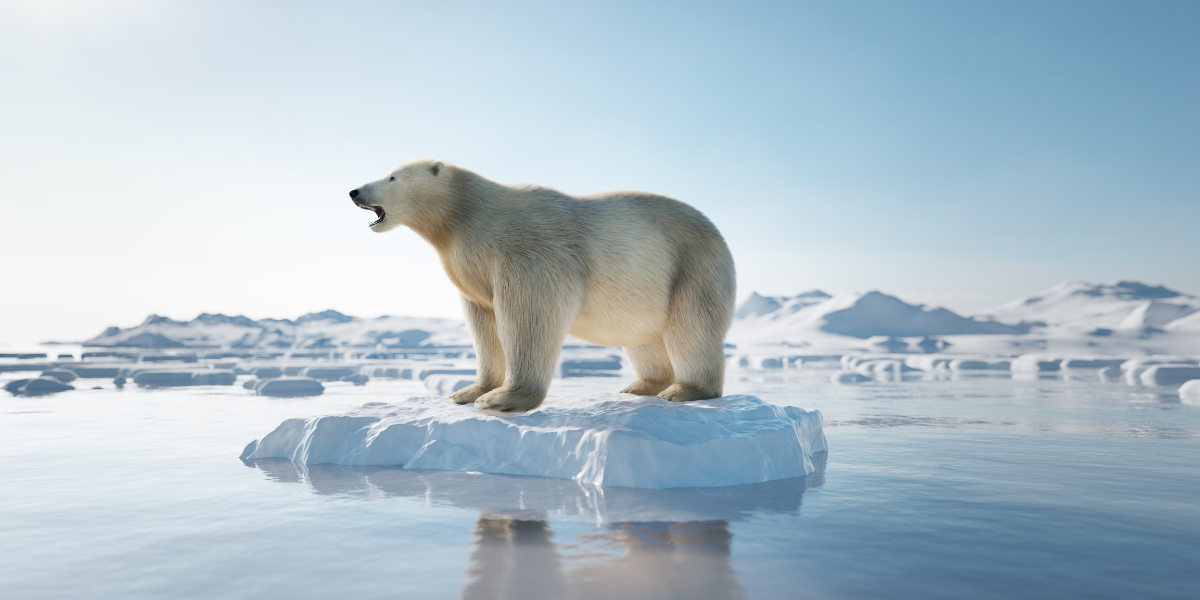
[{"xmin": 2, "ymin": 368, "xmax": 1198, "ymax": 599}]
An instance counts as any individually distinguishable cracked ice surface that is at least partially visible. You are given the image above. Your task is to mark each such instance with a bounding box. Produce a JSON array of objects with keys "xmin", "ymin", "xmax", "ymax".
[{"xmin": 240, "ymin": 393, "xmax": 826, "ymax": 489}]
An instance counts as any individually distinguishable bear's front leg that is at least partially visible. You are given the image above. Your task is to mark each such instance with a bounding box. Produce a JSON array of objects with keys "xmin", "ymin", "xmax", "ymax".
[
  {"xmin": 473, "ymin": 277, "xmax": 579, "ymax": 412},
  {"xmin": 451, "ymin": 296, "xmax": 505, "ymax": 404}
]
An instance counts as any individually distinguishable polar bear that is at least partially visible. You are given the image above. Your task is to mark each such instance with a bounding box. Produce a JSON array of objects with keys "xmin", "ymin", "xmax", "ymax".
[{"xmin": 350, "ymin": 159, "xmax": 735, "ymax": 412}]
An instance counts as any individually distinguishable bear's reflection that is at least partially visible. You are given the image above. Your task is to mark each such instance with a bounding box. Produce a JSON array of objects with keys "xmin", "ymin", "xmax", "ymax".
[
  {"xmin": 246, "ymin": 455, "xmax": 824, "ymax": 599},
  {"xmin": 460, "ymin": 515, "xmax": 740, "ymax": 600}
]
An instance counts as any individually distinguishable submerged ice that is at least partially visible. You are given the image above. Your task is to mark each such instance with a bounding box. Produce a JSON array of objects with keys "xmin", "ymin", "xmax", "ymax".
[{"xmin": 240, "ymin": 394, "xmax": 827, "ymax": 489}]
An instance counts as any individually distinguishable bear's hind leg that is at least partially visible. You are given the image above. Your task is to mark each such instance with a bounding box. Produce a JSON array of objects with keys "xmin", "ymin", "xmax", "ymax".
[
  {"xmin": 659, "ymin": 333, "xmax": 725, "ymax": 403},
  {"xmin": 450, "ymin": 296, "xmax": 505, "ymax": 404},
  {"xmin": 658, "ymin": 263, "xmax": 733, "ymax": 402},
  {"xmin": 620, "ymin": 339, "xmax": 674, "ymax": 396}
]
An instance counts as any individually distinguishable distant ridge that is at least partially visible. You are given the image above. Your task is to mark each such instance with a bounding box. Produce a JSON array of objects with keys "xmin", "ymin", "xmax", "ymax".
[
  {"xmin": 76, "ymin": 280, "xmax": 1200, "ymax": 350},
  {"xmin": 971, "ymin": 280, "xmax": 1200, "ymax": 333},
  {"xmin": 83, "ymin": 311, "xmax": 469, "ymax": 350},
  {"xmin": 729, "ymin": 280, "xmax": 1199, "ymax": 347},
  {"xmin": 730, "ymin": 289, "xmax": 1029, "ymax": 345}
]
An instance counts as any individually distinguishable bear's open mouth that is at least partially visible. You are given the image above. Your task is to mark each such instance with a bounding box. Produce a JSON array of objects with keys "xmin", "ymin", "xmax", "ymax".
[{"xmin": 359, "ymin": 204, "xmax": 385, "ymax": 226}]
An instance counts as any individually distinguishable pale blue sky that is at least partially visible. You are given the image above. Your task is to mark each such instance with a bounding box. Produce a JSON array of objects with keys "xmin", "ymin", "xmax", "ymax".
[{"xmin": 1, "ymin": 0, "xmax": 1197, "ymax": 343}]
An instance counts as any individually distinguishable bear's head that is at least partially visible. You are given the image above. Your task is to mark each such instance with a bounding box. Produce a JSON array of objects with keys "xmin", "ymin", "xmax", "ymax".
[{"xmin": 349, "ymin": 158, "xmax": 448, "ymax": 233}]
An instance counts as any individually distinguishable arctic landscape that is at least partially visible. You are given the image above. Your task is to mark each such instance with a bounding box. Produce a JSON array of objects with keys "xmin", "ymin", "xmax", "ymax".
[
  {"xmin": 6, "ymin": 1, "xmax": 1200, "ymax": 597},
  {"xmin": 5, "ymin": 280, "xmax": 1200, "ymax": 598},
  {"xmin": 9, "ymin": 278, "xmax": 1198, "ymax": 389}
]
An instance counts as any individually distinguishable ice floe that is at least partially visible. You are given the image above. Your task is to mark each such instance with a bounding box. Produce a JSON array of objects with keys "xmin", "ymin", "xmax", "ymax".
[
  {"xmin": 1180, "ymin": 380, "xmax": 1200, "ymax": 404},
  {"xmin": 1139, "ymin": 365, "xmax": 1200, "ymax": 386},
  {"xmin": 248, "ymin": 377, "xmax": 326, "ymax": 397},
  {"xmin": 4, "ymin": 376, "xmax": 74, "ymax": 396},
  {"xmin": 240, "ymin": 394, "xmax": 827, "ymax": 489}
]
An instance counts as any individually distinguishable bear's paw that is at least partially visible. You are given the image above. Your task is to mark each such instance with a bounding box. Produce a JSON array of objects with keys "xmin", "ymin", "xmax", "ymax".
[
  {"xmin": 474, "ymin": 387, "xmax": 545, "ymax": 412},
  {"xmin": 657, "ymin": 383, "xmax": 719, "ymax": 403}
]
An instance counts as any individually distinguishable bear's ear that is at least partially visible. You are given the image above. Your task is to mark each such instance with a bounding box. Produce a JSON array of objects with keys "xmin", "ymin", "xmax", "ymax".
[{"xmin": 430, "ymin": 161, "xmax": 444, "ymax": 176}]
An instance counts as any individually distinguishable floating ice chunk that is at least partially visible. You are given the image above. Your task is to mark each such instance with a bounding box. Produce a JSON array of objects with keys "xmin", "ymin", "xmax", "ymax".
[
  {"xmin": 737, "ymin": 355, "xmax": 785, "ymax": 369},
  {"xmin": 239, "ymin": 394, "xmax": 827, "ymax": 489},
  {"xmin": 854, "ymin": 359, "xmax": 917, "ymax": 376},
  {"xmin": 561, "ymin": 357, "xmax": 623, "ymax": 377},
  {"xmin": 68, "ymin": 367, "xmax": 121, "ymax": 378},
  {"xmin": 1140, "ymin": 365, "xmax": 1200, "ymax": 386},
  {"xmin": 1180, "ymin": 380, "xmax": 1200, "ymax": 404},
  {"xmin": 40, "ymin": 369, "xmax": 77, "ymax": 383},
  {"xmin": 254, "ymin": 377, "xmax": 325, "ymax": 397},
  {"xmin": 1012, "ymin": 356, "xmax": 1061, "ymax": 372},
  {"xmin": 1060, "ymin": 359, "xmax": 1126, "ymax": 369},
  {"xmin": 418, "ymin": 368, "xmax": 476, "ymax": 381},
  {"xmin": 831, "ymin": 371, "xmax": 871, "ymax": 384},
  {"xmin": 190, "ymin": 370, "xmax": 237, "ymax": 386},
  {"xmin": 1099, "ymin": 366, "xmax": 1123, "ymax": 382},
  {"xmin": 424, "ymin": 374, "xmax": 474, "ymax": 395},
  {"xmin": 949, "ymin": 359, "xmax": 1011, "ymax": 371},
  {"xmin": 299, "ymin": 367, "xmax": 357, "ymax": 381},
  {"xmin": 340, "ymin": 374, "xmax": 369, "ymax": 386},
  {"xmin": 5, "ymin": 376, "xmax": 74, "ymax": 396},
  {"xmin": 133, "ymin": 371, "xmax": 195, "ymax": 387},
  {"xmin": 361, "ymin": 366, "xmax": 413, "ymax": 379}
]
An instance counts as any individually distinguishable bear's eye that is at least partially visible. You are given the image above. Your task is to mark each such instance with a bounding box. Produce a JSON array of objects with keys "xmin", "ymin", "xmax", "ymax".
[{"xmin": 389, "ymin": 176, "xmax": 395, "ymax": 181}]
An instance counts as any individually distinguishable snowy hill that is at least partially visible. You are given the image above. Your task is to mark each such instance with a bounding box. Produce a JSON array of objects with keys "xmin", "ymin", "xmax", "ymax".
[
  {"xmin": 971, "ymin": 280, "xmax": 1200, "ymax": 334},
  {"xmin": 728, "ymin": 289, "xmax": 1028, "ymax": 347},
  {"xmin": 84, "ymin": 311, "xmax": 472, "ymax": 349},
  {"xmin": 77, "ymin": 280, "xmax": 1200, "ymax": 352}
]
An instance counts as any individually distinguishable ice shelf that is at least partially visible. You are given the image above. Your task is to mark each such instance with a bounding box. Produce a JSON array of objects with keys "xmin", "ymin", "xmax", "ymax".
[{"xmin": 240, "ymin": 393, "xmax": 827, "ymax": 489}]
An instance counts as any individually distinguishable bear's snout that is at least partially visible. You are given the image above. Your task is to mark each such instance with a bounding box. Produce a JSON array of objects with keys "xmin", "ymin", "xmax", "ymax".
[{"xmin": 349, "ymin": 189, "xmax": 360, "ymax": 200}]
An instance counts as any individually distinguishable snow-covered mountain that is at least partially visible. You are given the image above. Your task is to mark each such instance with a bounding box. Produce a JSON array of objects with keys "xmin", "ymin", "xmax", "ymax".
[
  {"xmin": 84, "ymin": 311, "xmax": 471, "ymax": 349},
  {"xmin": 728, "ymin": 290, "xmax": 1029, "ymax": 347},
  {"xmin": 79, "ymin": 280, "xmax": 1200, "ymax": 352},
  {"xmin": 970, "ymin": 280, "xmax": 1200, "ymax": 334}
]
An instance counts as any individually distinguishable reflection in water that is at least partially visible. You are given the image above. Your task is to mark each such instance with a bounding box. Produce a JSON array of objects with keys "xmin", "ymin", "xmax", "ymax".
[
  {"xmin": 246, "ymin": 457, "xmax": 824, "ymax": 599},
  {"xmin": 460, "ymin": 516, "xmax": 741, "ymax": 600}
]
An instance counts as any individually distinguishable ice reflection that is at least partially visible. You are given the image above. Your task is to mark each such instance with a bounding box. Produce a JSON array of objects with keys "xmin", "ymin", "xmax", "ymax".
[{"xmin": 245, "ymin": 457, "xmax": 825, "ymax": 599}]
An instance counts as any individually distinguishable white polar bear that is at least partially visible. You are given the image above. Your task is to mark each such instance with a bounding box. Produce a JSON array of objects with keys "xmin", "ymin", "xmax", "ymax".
[{"xmin": 350, "ymin": 159, "xmax": 735, "ymax": 412}]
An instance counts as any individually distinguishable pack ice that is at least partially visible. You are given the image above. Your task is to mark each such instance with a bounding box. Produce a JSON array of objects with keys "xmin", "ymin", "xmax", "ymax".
[{"xmin": 240, "ymin": 394, "xmax": 827, "ymax": 489}]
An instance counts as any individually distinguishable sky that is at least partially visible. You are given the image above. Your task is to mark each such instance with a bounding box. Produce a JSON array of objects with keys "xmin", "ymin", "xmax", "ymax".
[{"xmin": 1, "ymin": 0, "xmax": 1197, "ymax": 344}]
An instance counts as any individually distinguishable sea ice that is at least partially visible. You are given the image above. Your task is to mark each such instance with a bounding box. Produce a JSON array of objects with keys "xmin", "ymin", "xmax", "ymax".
[
  {"xmin": 40, "ymin": 369, "xmax": 77, "ymax": 383},
  {"xmin": 1012, "ymin": 356, "xmax": 1062, "ymax": 372},
  {"xmin": 1139, "ymin": 365, "xmax": 1200, "ymax": 386},
  {"xmin": 130, "ymin": 369, "xmax": 236, "ymax": 387},
  {"xmin": 298, "ymin": 367, "xmax": 357, "ymax": 381},
  {"xmin": 950, "ymin": 359, "xmax": 1011, "ymax": 371},
  {"xmin": 240, "ymin": 394, "xmax": 827, "ymax": 489},
  {"xmin": 418, "ymin": 367, "xmax": 476, "ymax": 380},
  {"xmin": 831, "ymin": 371, "xmax": 871, "ymax": 384},
  {"xmin": 1180, "ymin": 380, "xmax": 1200, "ymax": 404},
  {"xmin": 424, "ymin": 374, "xmax": 474, "ymax": 395},
  {"xmin": 4, "ymin": 376, "xmax": 74, "ymax": 396},
  {"xmin": 252, "ymin": 377, "xmax": 326, "ymax": 397}
]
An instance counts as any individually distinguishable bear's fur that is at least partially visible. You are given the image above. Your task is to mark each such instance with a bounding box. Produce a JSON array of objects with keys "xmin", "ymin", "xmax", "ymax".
[{"xmin": 350, "ymin": 159, "xmax": 735, "ymax": 412}]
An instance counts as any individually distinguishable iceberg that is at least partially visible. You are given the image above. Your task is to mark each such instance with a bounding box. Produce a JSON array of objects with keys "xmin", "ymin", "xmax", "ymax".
[
  {"xmin": 1180, "ymin": 380, "xmax": 1200, "ymax": 404},
  {"xmin": 1140, "ymin": 365, "xmax": 1200, "ymax": 386},
  {"xmin": 4, "ymin": 376, "xmax": 74, "ymax": 396},
  {"xmin": 240, "ymin": 394, "xmax": 827, "ymax": 489},
  {"xmin": 250, "ymin": 377, "xmax": 326, "ymax": 397}
]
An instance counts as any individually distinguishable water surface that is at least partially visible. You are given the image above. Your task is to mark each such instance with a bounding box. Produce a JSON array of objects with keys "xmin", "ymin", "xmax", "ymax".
[{"xmin": 2, "ymin": 370, "xmax": 1197, "ymax": 599}]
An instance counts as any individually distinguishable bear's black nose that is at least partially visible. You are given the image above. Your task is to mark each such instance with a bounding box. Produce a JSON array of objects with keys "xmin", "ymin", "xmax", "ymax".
[{"xmin": 349, "ymin": 189, "xmax": 359, "ymax": 199}]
